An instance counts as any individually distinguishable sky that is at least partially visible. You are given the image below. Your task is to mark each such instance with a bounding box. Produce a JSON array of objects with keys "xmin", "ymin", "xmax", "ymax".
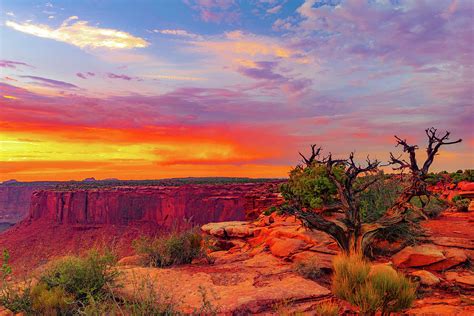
[{"xmin": 0, "ymin": 0, "xmax": 473, "ymax": 181}]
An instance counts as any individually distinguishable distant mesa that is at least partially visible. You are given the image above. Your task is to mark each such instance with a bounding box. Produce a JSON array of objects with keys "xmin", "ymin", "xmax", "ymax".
[
  {"xmin": 82, "ymin": 177, "xmax": 97, "ymax": 182},
  {"xmin": 1, "ymin": 179, "xmax": 18, "ymax": 185},
  {"xmin": 102, "ymin": 178, "xmax": 119, "ymax": 181}
]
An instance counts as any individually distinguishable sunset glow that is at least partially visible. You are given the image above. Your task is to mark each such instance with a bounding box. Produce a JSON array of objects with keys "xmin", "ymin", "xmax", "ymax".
[{"xmin": 1, "ymin": 0, "xmax": 472, "ymax": 181}]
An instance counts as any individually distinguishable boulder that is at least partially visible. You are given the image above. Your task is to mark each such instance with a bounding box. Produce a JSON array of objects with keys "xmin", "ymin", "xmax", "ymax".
[
  {"xmin": 392, "ymin": 244, "xmax": 445, "ymax": 268},
  {"xmin": 117, "ymin": 255, "xmax": 147, "ymax": 266},
  {"xmin": 201, "ymin": 221, "xmax": 254, "ymax": 238},
  {"xmin": 269, "ymin": 238, "xmax": 308, "ymax": 258},
  {"xmin": 445, "ymin": 271, "xmax": 474, "ymax": 287},
  {"xmin": 427, "ymin": 248, "xmax": 467, "ymax": 271},
  {"xmin": 291, "ymin": 251, "xmax": 334, "ymax": 270},
  {"xmin": 458, "ymin": 181, "xmax": 474, "ymax": 191},
  {"xmin": 411, "ymin": 270, "xmax": 441, "ymax": 286}
]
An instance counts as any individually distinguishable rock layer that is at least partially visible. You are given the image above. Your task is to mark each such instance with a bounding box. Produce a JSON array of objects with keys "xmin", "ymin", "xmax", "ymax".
[
  {"xmin": 0, "ymin": 186, "xmax": 38, "ymax": 224},
  {"xmin": 29, "ymin": 183, "xmax": 283, "ymax": 226}
]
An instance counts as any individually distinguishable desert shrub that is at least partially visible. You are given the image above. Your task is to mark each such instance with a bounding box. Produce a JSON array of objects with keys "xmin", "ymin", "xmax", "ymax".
[
  {"xmin": 39, "ymin": 249, "xmax": 118, "ymax": 308},
  {"xmin": 332, "ymin": 255, "xmax": 416, "ymax": 316},
  {"xmin": 294, "ymin": 258, "xmax": 323, "ymax": 281},
  {"xmin": 121, "ymin": 278, "xmax": 178, "ymax": 315},
  {"xmin": 411, "ymin": 196, "xmax": 447, "ymax": 218},
  {"xmin": 30, "ymin": 282, "xmax": 73, "ymax": 315},
  {"xmin": 133, "ymin": 228, "xmax": 207, "ymax": 267},
  {"xmin": 374, "ymin": 221, "xmax": 423, "ymax": 246},
  {"xmin": 263, "ymin": 205, "xmax": 279, "ymax": 216},
  {"xmin": 359, "ymin": 178, "xmax": 402, "ymax": 222},
  {"xmin": 280, "ymin": 163, "xmax": 342, "ymax": 209},
  {"xmin": 450, "ymin": 169, "xmax": 474, "ymax": 183},
  {"xmin": 0, "ymin": 249, "xmax": 33, "ymax": 313},
  {"xmin": 452, "ymin": 195, "xmax": 470, "ymax": 212},
  {"xmin": 193, "ymin": 285, "xmax": 220, "ymax": 315},
  {"xmin": 315, "ymin": 301, "xmax": 340, "ymax": 316}
]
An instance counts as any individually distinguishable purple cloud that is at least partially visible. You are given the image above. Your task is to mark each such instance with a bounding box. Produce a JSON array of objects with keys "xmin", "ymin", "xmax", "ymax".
[
  {"xmin": 0, "ymin": 60, "xmax": 33, "ymax": 69},
  {"xmin": 237, "ymin": 61, "xmax": 311, "ymax": 94},
  {"xmin": 76, "ymin": 73, "xmax": 87, "ymax": 79},
  {"xmin": 184, "ymin": 0, "xmax": 239, "ymax": 23},
  {"xmin": 76, "ymin": 72, "xmax": 95, "ymax": 79},
  {"xmin": 106, "ymin": 73, "xmax": 138, "ymax": 81},
  {"xmin": 20, "ymin": 75, "xmax": 78, "ymax": 89}
]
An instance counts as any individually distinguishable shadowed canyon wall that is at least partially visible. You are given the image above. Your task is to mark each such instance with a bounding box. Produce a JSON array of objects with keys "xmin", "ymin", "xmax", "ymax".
[
  {"xmin": 28, "ymin": 182, "xmax": 283, "ymax": 226},
  {"xmin": 0, "ymin": 186, "xmax": 39, "ymax": 224}
]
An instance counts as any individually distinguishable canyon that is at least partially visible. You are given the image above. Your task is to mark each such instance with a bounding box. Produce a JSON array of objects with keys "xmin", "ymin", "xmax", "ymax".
[
  {"xmin": 0, "ymin": 181, "xmax": 283, "ymax": 275},
  {"xmin": 29, "ymin": 182, "xmax": 283, "ymax": 226}
]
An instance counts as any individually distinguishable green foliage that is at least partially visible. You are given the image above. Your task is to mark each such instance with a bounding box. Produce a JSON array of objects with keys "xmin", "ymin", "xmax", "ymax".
[
  {"xmin": 450, "ymin": 169, "xmax": 474, "ymax": 183},
  {"xmin": 332, "ymin": 255, "xmax": 416, "ymax": 316},
  {"xmin": 120, "ymin": 278, "xmax": 178, "ymax": 315},
  {"xmin": 411, "ymin": 196, "xmax": 447, "ymax": 218},
  {"xmin": 280, "ymin": 163, "xmax": 341, "ymax": 209},
  {"xmin": 30, "ymin": 282, "xmax": 73, "ymax": 315},
  {"xmin": 293, "ymin": 258, "xmax": 323, "ymax": 281},
  {"xmin": 314, "ymin": 301, "xmax": 340, "ymax": 316},
  {"xmin": 452, "ymin": 195, "xmax": 470, "ymax": 212},
  {"xmin": 359, "ymin": 178, "xmax": 402, "ymax": 222},
  {"xmin": 133, "ymin": 228, "xmax": 207, "ymax": 267},
  {"xmin": 0, "ymin": 249, "xmax": 33, "ymax": 313},
  {"xmin": 263, "ymin": 205, "xmax": 279, "ymax": 216},
  {"xmin": 40, "ymin": 249, "xmax": 118, "ymax": 307}
]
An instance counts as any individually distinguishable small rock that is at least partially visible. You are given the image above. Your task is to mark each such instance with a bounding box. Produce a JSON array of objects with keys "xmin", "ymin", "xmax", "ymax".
[
  {"xmin": 117, "ymin": 255, "xmax": 146, "ymax": 266},
  {"xmin": 392, "ymin": 244, "xmax": 445, "ymax": 268},
  {"xmin": 445, "ymin": 271, "xmax": 474, "ymax": 287},
  {"xmin": 427, "ymin": 248, "xmax": 468, "ymax": 271},
  {"xmin": 269, "ymin": 238, "xmax": 307, "ymax": 258},
  {"xmin": 411, "ymin": 270, "xmax": 441, "ymax": 286}
]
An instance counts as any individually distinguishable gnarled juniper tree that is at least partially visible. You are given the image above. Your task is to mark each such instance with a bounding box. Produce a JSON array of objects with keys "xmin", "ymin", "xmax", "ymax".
[{"xmin": 284, "ymin": 128, "xmax": 461, "ymax": 256}]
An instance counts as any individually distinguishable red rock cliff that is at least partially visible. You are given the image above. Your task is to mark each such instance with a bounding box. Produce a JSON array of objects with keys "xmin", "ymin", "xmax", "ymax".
[
  {"xmin": 0, "ymin": 186, "xmax": 38, "ymax": 223},
  {"xmin": 29, "ymin": 182, "xmax": 283, "ymax": 226}
]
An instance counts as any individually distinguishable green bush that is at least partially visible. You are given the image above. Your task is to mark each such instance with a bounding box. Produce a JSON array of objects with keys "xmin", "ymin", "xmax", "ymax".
[
  {"xmin": 280, "ymin": 163, "xmax": 342, "ymax": 209},
  {"xmin": 294, "ymin": 258, "xmax": 323, "ymax": 281},
  {"xmin": 332, "ymin": 255, "xmax": 415, "ymax": 316},
  {"xmin": 0, "ymin": 249, "xmax": 33, "ymax": 314},
  {"xmin": 359, "ymin": 178, "xmax": 402, "ymax": 222},
  {"xmin": 133, "ymin": 228, "xmax": 207, "ymax": 267},
  {"xmin": 31, "ymin": 282, "xmax": 73, "ymax": 315},
  {"xmin": 39, "ymin": 249, "xmax": 118, "ymax": 309},
  {"xmin": 452, "ymin": 195, "xmax": 470, "ymax": 212}
]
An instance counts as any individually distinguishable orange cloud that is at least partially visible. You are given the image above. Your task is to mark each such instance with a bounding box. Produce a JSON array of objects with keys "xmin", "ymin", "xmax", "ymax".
[{"xmin": 6, "ymin": 17, "xmax": 148, "ymax": 49}]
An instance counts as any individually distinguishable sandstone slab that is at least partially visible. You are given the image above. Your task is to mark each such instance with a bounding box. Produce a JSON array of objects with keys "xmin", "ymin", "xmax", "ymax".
[
  {"xmin": 393, "ymin": 244, "xmax": 445, "ymax": 268},
  {"xmin": 445, "ymin": 271, "xmax": 474, "ymax": 287},
  {"xmin": 411, "ymin": 270, "xmax": 441, "ymax": 286},
  {"xmin": 115, "ymin": 253, "xmax": 330, "ymax": 314}
]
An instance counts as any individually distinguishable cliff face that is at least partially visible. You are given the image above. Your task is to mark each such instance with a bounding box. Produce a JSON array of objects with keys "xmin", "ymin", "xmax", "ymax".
[
  {"xmin": 0, "ymin": 186, "xmax": 38, "ymax": 223},
  {"xmin": 29, "ymin": 182, "xmax": 283, "ymax": 226}
]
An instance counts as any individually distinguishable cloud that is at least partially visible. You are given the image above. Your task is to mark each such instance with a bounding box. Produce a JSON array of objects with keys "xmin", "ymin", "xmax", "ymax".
[
  {"xmin": 192, "ymin": 30, "xmax": 296, "ymax": 59},
  {"xmin": 267, "ymin": 4, "xmax": 283, "ymax": 14},
  {"xmin": 152, "ymin": 29, "xmax": 201, "ymax": 39},
  {"xmin": 20, "ymin": 75, "xmax": 78, "ymax": 89},
  {"xmin": 106, "ymin": 73, "xmax": 141, "ymax": 81},
  {"xmin": 76, "ymin": 72, "xmax": 95, "ymax": 79},
  {"xmin": 184, "ymin": 0, "xmax": 239, "ymax": 23},
  {"xmin": 0, "ymin": 60, "xmax": 33, "ymax": 69},
  {"xmin": 76, "ymin": 73, "xmax": 87, "ymax": 79},
  {"xmin": 5, "ymin": 16, "xmax": 149, "ymax": 50}
]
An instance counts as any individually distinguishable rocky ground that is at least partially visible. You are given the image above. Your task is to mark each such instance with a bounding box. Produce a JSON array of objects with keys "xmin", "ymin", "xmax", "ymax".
[{"xmin": 112, "ymin": 209, "xmax": 474, "ymax": 315}]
